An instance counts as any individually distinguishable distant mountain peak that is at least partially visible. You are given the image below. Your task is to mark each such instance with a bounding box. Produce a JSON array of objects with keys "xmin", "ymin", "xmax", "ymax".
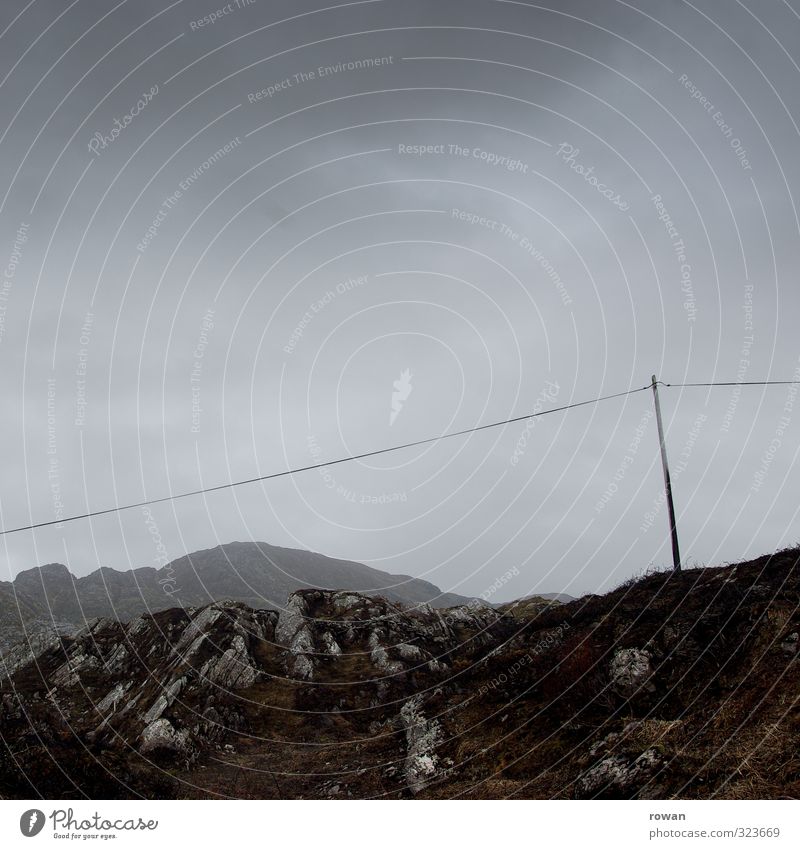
[
  {"xmin": 0, "ymin": 541, "xmax": 474, "ymax": 652},
  {"xmin": 18, "ymin": 562, "xmax": 71, "ymax": 578}
]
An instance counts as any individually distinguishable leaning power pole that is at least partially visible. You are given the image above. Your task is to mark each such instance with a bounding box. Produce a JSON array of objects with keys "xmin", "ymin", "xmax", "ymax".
[{"xmin": 651, "ymin": 375, "xmax": 681, "ymax": 572}]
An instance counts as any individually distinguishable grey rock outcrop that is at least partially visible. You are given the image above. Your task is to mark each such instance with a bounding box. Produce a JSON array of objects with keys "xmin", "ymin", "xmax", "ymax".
[
  {"xmin": 140, "ymin": 718, "xmax": 190, "ymax": 755},
  {"xmin": 1, "ymin": 631, "xmax": 64, "ymax": 679},
  {"xmin": 577, "ymin": 748, "xmax": 663, "ymax": 798},
  {"xmin": 273, "ymin": 589, "xmax": 501, "ymax": 683},
  {"xmin": 143, "ymin": 676, "xmax": 186, "ymax": 724},
  {"xmin": 1, "ymin": 585, "xmax": 508, "ymax": 788},
  {"xmin": 96, "ymin": 681, "xmax": 131, "ymax": 714},
  {"xmin": 201, "ymin": 636, "xmax": 258, "ymax": 689},
  {"xmin": 781, "ymin": 632, "xmax": 798, "ymax": 656},
  {"xmin": 400, "ymin": 695, "xmax": 442, "ymax": 794},
  {"xmin": 276, "ymin": 594, "xmax": 316, "ymax": 680},
  {"xmin": 609, "ymin": 648, "xmax": 655, "ymax": 698}
]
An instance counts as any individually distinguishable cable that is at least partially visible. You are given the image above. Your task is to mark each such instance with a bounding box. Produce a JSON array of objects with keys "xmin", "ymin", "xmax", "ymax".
[
  {"xmin": 661, "ymin": 380, "xmax": 800, "ymax": 388},
  {"xmin": 4, "ymin": 377, "xmax": 797, "ymax": 537},
  {"xmin": 0, "ymin": 383, "xmax": 652, "ymax": 537}
]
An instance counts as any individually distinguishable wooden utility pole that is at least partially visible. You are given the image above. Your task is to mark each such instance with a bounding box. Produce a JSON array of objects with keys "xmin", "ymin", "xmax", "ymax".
[{"xmin": 651, "ymin": 375, "xmax": 681, "ymax": 571}]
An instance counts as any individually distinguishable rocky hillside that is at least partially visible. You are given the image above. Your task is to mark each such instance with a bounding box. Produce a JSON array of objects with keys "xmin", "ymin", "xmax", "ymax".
[
  {"xmin": 1, "ymin": 546, "xmax": 798, "ymax": 799},
  {"xmin": 0, "ymin": 541, "xmax": 473, "ymax": 651}
]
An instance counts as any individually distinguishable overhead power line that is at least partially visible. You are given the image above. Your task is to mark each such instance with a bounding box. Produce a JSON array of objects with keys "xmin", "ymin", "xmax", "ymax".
[
  {"xmin": 2, "ymin": 377, "xmax": 799, "ymax": 538},
  {"xmin": 660, "ymin": 380, "xmax": 800, "ymax": 388},
  {"xmin": 0, "ymin": 383, "xmax": 651, "ymax": 537}
]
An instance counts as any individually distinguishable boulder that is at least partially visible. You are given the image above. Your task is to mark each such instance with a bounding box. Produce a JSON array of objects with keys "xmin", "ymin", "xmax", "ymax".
[
  {"xmin": 143, "ymin": 676, "xmax": 186, "ymax": 723},
  {"xmin": 201, "ymin": 637, "xmax": 257, "ymax": 689},
  {"xmin": 609, "ymin": 648, "xmax": 655, "ymax": 698},
  {"xmin": 96, "ymin": 681, "xmax": 131, "ymax": 714},
  {"xmin": 275, "ymin": 594, "xmax": 309, "ymax": 645},
  {"xmin": 576, "ymin": 748, "xmax": 663, "ymax": 798},
  {"xmin": 139, "ymin": 718, "xmax": 189, "ymax": 754},
  {"xmin": 781, "ymin": 632, "xmax": 798, "ymax": 656},
  {"xmin": 400, "ymin": 695, "xmax": 442, "ymax": 794}
]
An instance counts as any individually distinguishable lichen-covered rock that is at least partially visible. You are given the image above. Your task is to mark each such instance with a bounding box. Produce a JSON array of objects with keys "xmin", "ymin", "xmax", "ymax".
[
  {"xmin": 139, "ymin": 718, "xmax": 189, "ymax": 754},
  {"xmin": 104, "ymin": 642, "xmax": 129, "ymax": 673},
  {"xmin": 1, "ymin": 588, "xmax": 507, "ymax": 780},
  {"xmin": 174, "ymin": 606, "xmax": 222, "ymax": 654},
  {"xmin": 289, "ymin": 625, "xmax": 314, "ymax": 656},
  {"xmin": 781, "ymin": 632, "xmax": 798, "ymax": 655},
  {"xmin": 143, "ymin": 676, "xmax": 186, "ymax": 723},
  {"xmin": 75, "ymin": 618, "xmax": 117, "ymax": 637},
  {"xmin": 332, "ymin": 593, "xmax": 363, "ymax": 613},
  {"xmin": 126, "ymin": 616, "xmax": 152, "ymax": 639},
  {"xmin": 322, "ymin": 631, "xmax": 342, "ymax": 656},
  {"xmin": 51, "ymin": 651, "xmax": 100, "ymax": 688},
  {"xmin": 119, "ymin": 692, "xmax": 141, "ymax": 716},
  {"xmin": 368, "ymin": 630, "xmax": 405, "ymax": 675},
  {"xmin": 96, "ymin": 681, "xmax": 131, "ymax": 714},
  {"xmin": 292, "ymin": 654, "xmax": 315, "ymax": 681},
  {"xmin": 610, "ymin": 648, "xmax": 655, "ymax": 698},
  {"xmin": 275, "ymin": 594, "xmax": 309, "ymax": 645},
  {"xmin": 396, "ymin": 643, "xmax": 423, "ymax": 661},
  {"xmin": 276, "ymin": 594, "xmax": 320, "ymax": 680},
  {"xmin": 201, "ymin": 636, "xmax": 257, "ymax": 689},
  {"xmin": 576, "ymin": 748, "xmax": 663, "ymax": 798},
  {"xmin": 0, "ymin": 631, "xmax": 64, "ymax": 680},
  {"xmin": 400, "ymin": 695, "xmax": 442, "ymax": 794}
]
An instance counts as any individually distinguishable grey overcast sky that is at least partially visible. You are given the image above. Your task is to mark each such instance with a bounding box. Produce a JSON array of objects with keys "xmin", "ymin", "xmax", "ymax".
[{"xmin": 1, "ymin": 0, "xmax": 799, "ymax": 601}]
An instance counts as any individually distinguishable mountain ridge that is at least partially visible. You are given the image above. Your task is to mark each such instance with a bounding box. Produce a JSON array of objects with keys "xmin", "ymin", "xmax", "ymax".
[{"xmin": 0, "ymin": 540, "xmax": 475, "ymax": 651}]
